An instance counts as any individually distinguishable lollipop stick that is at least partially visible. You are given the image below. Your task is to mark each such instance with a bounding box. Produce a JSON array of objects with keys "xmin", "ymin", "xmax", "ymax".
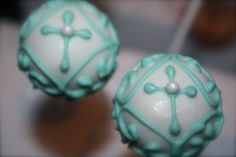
[{"xmin": 168, "ymin": 0, "xmax": 202, "ymax": 54}]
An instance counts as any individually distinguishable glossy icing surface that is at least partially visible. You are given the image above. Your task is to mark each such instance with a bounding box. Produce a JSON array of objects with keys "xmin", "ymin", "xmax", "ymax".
[
  {"xmin": 18, "ymin": 0, "xmax": 119, "ymax": 99},
  {"xmin": 112, "ymin": 54, "xmax": 223, "ymax": 157}
]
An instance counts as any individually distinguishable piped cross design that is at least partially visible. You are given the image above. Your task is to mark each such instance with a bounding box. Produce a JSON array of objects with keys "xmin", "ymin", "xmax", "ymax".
[
  {"xmin": 41, "ymin": 10, "xmax": 92, "ymax": 73},
  {"xmin": 144, "ymin": 65, "xmax": 198, "ymax": 136}
]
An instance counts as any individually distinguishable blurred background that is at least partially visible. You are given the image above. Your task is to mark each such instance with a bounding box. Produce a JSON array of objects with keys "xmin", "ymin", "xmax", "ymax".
[{"xmin": 0, "ymin": 0, "xmax": 235, "ymax": 157}]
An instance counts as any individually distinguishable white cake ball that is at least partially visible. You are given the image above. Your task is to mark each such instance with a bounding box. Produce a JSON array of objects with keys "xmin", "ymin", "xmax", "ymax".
[
  {"xmin": 112, "ymin": 54, "xmax": 223, "ymax": 157},
  {"xmin": 17, "ymin": 0, "xmax": 119, "ymax": 99}
]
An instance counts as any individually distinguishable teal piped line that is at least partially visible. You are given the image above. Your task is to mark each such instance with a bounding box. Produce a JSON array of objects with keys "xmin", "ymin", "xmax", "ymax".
[
  {"xmin": 20, "ymin": 1, "xmax": 66, "ymax": 40},
  {"xmin": 122, "ymin": 105, "xmax": 172, "ymax": 144},
  {"xmin": 172, "ymin": 56, "xmax": 219, "ymax": 108},
  {"xmin": 22, "ymin": 44, "xmax": 63, "ymax": 90},
  {"xmin": 117, "ymin": 114, "xmax": 134, "ymax": 141},
  {"xmin": 74, "ymin": 1, "xmax": 108, "ymax": 44},
  {"xmin": 116, "ymin": 54, "xmax": 169, "ymax": 105},
  {"xmin": 62, "ymin": 42, "xmax": 117, "ymax": 88},
  {"xmin": 28, "ymin": 72, "xmax": 62, "ymax": 97},
  {"xmin": 18, "ymin": 47, "xmax": 63, "ymax": 96}
]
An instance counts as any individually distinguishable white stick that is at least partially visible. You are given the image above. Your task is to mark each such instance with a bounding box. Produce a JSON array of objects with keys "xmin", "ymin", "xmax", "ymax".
[{"xmin": 168, "ymin": 0, "xmax": 203, "ymax": 54}]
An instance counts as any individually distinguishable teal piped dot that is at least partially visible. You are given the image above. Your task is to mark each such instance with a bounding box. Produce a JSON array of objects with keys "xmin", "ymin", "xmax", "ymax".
[
  {"xmin": 141, "ymin": 56, "xmax": 155, "ymax": 67},
  {"xmin": 182, "ymin": 86, "xmax": 197, "ymax": 98},
  {"xmin": 100, "ymin": 13, "xmax": 109, "ymax": 27},
  {"xmin": 91, "ymin": 82, "xmax": 106, "ymax": 92},
  {"xmin": 166, "ymin": 65, "xmax": 176, "ymax": 80},
  {"xmin": 75, "ymin": 29, "xmax": 92, "ymax": 39},
  {"xmin": 204, "ymin": 122, "xmax": 214, "ymax": 139},
  {"xmin": 63, "ymin": 10, "xmax": 74, "ymax": 24},
  {"xmin": 18, "ymin": 53, "xmax": 31, "ymax": 70},
  {"xmin": 127, "ymin": 71, "xmax": 136, "ymax": 87},
  {"xmin": 77, "ymin": 76, "xmax": 93, "ymax": 87},
  {"xmin": 128, "ymin": 124, "xmax": 139, "ymax": 141},
  {"xmin": 205, "ymin": 81, "xmax": 216, "ymax": 93},
  {"xmin": 210, "ymin": 91, "xmax": 221, "ymax": 108},
  {"xmin": 41, "ymin": 25, "xmax": 58, "ymax": 35},
  {"xmin": 190, "ymin": 136, "xmax": 204, "ymax": 146},
  {"xmin": 111, "ymin": 104, "xmax": 120, "ymax": 119},
  {"xmin": 170, "ymin": 121, "xmax": 181, "ymax": 136},
  {"xmin": 187, "ymin": 59, "xmax": 202, "ymax": 72},
  {"xmin": 60, "ymin": 59, "xmax": 70, "ymax": 73},
  {"xmin": 192, "ymin": 122, "xmax": 205, "ymax": 133},
  {"xmin": 96, "ymin": 58, "xmax": 107, "ymax": 78},
  {"xmin": 144, "ymin": 142, "xmax": 162, "ymax": 152},
  {"xmin": 144, "ymin": 83, "xmax": 158, "ymax": 94},
  {"xmin": 66, "ymin": 89, "xmax": 87, "ymax": 100}
]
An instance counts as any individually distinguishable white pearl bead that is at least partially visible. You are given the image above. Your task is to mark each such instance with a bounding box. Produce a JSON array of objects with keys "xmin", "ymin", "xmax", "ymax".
[
  {"xmin": 166, "ymin": 81, "xmax": 179, "ymax": 94},
  {"xmin": 62, "ymin": 25, "xmax": 74, "ymax": 37}
]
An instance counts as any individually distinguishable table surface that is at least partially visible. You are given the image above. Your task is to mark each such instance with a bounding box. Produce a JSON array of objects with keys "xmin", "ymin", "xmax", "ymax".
[{"xmin": 1, "ymin": 20, "xmax": 236, "ymax": 157}]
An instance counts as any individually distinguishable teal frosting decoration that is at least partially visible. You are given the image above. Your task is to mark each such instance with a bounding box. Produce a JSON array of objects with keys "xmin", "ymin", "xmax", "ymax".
[
  {"xmin": 112, "ymin": 54, "xmax": 223, "ymax": 157},
  {"xmin": 144, "ymin": 65, "xmax": 198, "ymax": 136},
  {"xmin": 17, "ymin": 0, "xmax": 119, "ymax": 99},
  {"xmin": 41, "ymin": 10, "xmax": 92, "ymax": 73}
]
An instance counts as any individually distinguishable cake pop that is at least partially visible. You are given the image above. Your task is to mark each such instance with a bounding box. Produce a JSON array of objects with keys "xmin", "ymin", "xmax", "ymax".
[
  {"xmin": 112, "ymin": 53, "xmax": 223, "ymax": 157},
  {"xmin": 17, "ymin": 0, "xmax": 119, "ymax": 99}
]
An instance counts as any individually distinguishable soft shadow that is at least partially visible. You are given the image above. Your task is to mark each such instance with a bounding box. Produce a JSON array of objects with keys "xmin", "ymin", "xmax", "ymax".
[{"xmin": 30, "ymin": 91, "xmax": 111, "ymax": 157}]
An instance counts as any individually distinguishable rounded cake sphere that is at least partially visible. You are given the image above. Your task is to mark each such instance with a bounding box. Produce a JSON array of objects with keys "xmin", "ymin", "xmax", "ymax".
[
  {"xmin": 17, "ymin": 0, "xmax": 119, "ymax": 99},
  {"xmin": 112, "ymin": 54, "xmax": 224, "ymax": 157}
]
